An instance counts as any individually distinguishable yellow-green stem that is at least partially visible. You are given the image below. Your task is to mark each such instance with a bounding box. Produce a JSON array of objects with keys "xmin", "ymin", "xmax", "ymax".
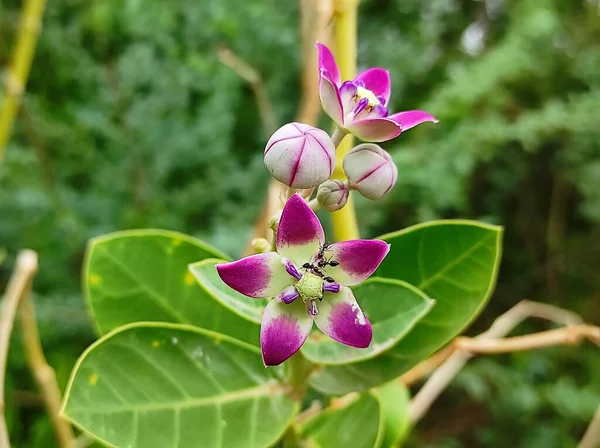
[
  {"xmin": 0, "ymin": 0, "xmax": 47, "ymax": 161},
  {"xmin": 330, "ymin": 0, "xmax": 360, "ymax": 241}
]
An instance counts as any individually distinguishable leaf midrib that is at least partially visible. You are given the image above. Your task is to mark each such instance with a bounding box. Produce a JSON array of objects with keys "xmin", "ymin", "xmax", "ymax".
[
  {"xmin": 417, "ymin": 232, "xmax": 496, "ymax": 290},
  {"xmin": 66, "ymin": 382, "xmax": 284, "ymax": 414}
]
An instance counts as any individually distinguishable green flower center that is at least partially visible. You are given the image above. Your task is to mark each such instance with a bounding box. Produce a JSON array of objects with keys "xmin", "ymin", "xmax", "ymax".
[{"xmin": 294, "ymin": 271, "xmax": 324, "ymax": 302}]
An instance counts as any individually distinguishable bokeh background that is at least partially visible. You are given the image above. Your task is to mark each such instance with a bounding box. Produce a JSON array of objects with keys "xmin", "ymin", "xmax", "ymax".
[{"xmin": 1, "ymin": 0, "xmax": 599, "ymax": 446}]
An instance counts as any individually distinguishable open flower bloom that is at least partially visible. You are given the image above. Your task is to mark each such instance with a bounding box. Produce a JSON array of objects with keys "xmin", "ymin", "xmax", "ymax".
[
  {"xmin": 317, "ymin": 42, "xmax": 438, "ymax": 142},
  {"xmin": 216, "ymin": 194, "xmax": 390, "ymax": 366}
]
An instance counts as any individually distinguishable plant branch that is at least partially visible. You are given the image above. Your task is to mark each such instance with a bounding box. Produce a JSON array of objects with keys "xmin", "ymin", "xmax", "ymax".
[
  {"xmin": 330, "ymin": 0, "xmax": 359, "ymax": 241},
  {"xmin": 0, "ymin": 0, "xmax": 47, "ymax": 161},
  {"xmin": 579, "ymin": 405, "xmax": 600, "ymax": 448},
  {"xmin": 408, "ymin": 300, "xmax": 596, "ymax": 425},
  {"xmin": 20, "ymin": 289, "xmax": 76, "ymax": 447},
  {"xmin": 0, "ymin": 250, "xmax": 38, "ymax": 447}
]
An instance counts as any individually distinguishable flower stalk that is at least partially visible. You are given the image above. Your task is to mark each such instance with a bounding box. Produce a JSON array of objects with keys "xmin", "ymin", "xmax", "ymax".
[{"xmin": 330, "ymin": 0, "xmax": 360, "ymax": 241}]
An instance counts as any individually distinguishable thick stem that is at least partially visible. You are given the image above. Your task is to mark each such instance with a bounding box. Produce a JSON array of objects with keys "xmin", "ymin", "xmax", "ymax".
[
  {"xmin": 0, "ymin": 0, "xmax": 47, "ymax": 161},
  {"xmin": 307, "ymin": 197, "xmax": 322, "ymax": 212},
  {"xmin": 330, "ymin": 0, "xmax": 360, "ymax": 242},
  {"xmin": 331, "ymin": 127, "xmax": 347, "ymax": 147},
  {"xmin": 286, "ymin": 352, "xmax": 309, "ymax": 400}
]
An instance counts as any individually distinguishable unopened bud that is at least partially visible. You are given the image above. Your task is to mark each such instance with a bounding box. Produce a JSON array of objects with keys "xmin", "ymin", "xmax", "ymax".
[
  {"xmin": 264, "ymin": 122, "xmax": 335, "ymax": 189},
  {"xmin": 316, "ymin": 180, "xmax": 349, "ymax": 212},
  {"xmin": 343, "ymin": 143, "xmax": 398, "ymax": 200},
  {"xmin": 251, "ymin": 238, "xmax": 271, "ymax": 253}
]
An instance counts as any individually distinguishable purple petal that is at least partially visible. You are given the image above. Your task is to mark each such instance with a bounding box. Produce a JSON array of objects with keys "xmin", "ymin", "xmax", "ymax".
[
  {"xmin": 326, "ymin": 240, "xmax": 390, "ymax": 286},
  {"xmin": 282, "ymin": 257, "xmax": 301, "ymax": 280},
  {"xmin": 216, "ymin": 252, "xmax": 293, "ymax": 298},
  {"xmin": 313, "ymin": 286, "xmax": 372, "ymax": 348},
  {"xmin": 276, "ymin": 193, "xmax": 325, "ymax": 266},
  {"xmin": 261, "ymin": 299, "xmax": 313, "ymax": 366},
  {"xmin": 388, "ymin": 110, "xmax": 438, "ymax": 132},
  {"xmin": 353, "ymin": 68, "xmax": 391, "ymax": 105},
  {"xmin": 276, "ymin": 285, "xmax": 300, "ymax": 304},
  {"xmin": 370, "ymin": 104, "xmax": 389, "ymax": 118},
  {"xmin": 346, "ymin": 117, "xmax": 401, "ymax": 143},
  {"xmin": 323, "ymin": 282, "xmax": 341, "ymax": 293},
  {"xmin": 319, "ymin": 73, "xmax": 344, "ymax": 127},
  {"xmin": 339, "ymin": 81, "xmax": 358, "ymax": 114},
  {"xmin": 316, "ymin": 43, "xmax": 341, "ymax": 87}
]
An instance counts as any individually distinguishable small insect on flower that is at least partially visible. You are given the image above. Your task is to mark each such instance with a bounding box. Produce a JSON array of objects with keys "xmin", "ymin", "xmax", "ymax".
[{"xmin": 215, "ymin": 194, "xmax": 390, "ymax": 366}]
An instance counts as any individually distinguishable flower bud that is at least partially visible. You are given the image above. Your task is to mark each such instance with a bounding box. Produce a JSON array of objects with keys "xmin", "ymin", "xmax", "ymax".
[
  {"xmin": 264, "ymin": 122, "xmax": 335, "ymax": 189},
  {"xmin": 316, "ymin": 180, "xmax": 349, "ymax": 212},
  {"xmin": 343, "ymin": 143, "xmax": 398, "ymax": 200},
  {"xmin": 251, "ymin": 238, "xmax": 271, "ymax": 253}
]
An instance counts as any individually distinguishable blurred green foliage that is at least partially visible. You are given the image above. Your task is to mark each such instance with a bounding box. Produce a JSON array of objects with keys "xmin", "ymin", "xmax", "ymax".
[{"xmin": 1, "ymin": 0, "xmax": 598, "ymax": 446}]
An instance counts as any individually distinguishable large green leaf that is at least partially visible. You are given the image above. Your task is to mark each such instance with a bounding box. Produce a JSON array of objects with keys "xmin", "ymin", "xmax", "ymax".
[
  {"xmin": 310, "ymin": 220, "xmax": 502, "ymax": 394},
  {"xmin": 298, "ymin": 394, "xmax": 381, "ymax": 448},
  {"xmin": 188, "ymin": 258, "xmax": 267, "ymax": 324},
  {"xmin": 61, "ymin": 323, "xmax": 298, "ymax": 448},
  {"xmin": 301, "ymin": 278, "xmax": 434, "ymax": 364},
  {"xmin": 85, "ymin": 230, "xmax": 259, "ymax": 345}
]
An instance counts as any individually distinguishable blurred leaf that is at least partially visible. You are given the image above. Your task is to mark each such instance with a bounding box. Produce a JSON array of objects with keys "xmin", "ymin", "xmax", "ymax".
[
  {"xmin": 310, "ymin": 221, "xmax": 502, "ymax": 394},
  {"xmin": 298, "ymin": 394, "xmax": 380, "ymax": 448},
  {"xmin": 85, "ymin": 230, "xmax": 259, "ymax": 345},
  {"xmin": 188, "ymin": 258, "xmax": 267, "ymax": 324},
  {"xmin": 302, "ymin": 278, "xmax": 434, "ymax": 364},
  {"xmin": 371, "ymin": 381, "xmax": 411, "ymax": 448},
  {"xmin": 61, "ymin": 323, "xmax": 298, "ymax": 448}
]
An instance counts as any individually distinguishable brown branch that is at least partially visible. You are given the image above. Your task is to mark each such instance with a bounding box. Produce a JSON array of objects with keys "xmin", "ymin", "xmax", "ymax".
[
  {"xmin": 238, "ymin": 0, "xmax": 334, "ymax": 256},
  {"xmin": 399, "ymin": 344, "xmax": 455, "ymax": 387},
  {"xmin": 0, "ymin": 250, "xmax": 75, "ymax": 448},
  {"xmin": 20, "ymin": 289, "xmax": 76, "ymax": 447},
  {"xmin": 0, "ymin": 250, "xmax": 38, "ymax": 447},
  {"xmin": 408, "ymin": 300, "xmax": 597, "ymax": 425},
  {"xmin": 579, "ymin": 405, "xmax": 600, "ymax": 448}
]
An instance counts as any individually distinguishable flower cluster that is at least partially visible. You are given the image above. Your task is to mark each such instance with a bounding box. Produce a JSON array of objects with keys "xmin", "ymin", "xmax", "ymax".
[
  {"xmin": 214, "ymin": 43, "xmax": 437, "ymax": 366},
  {"xmin": 264, "ymin": 43, "xmax": 437, "ymax": 205}
]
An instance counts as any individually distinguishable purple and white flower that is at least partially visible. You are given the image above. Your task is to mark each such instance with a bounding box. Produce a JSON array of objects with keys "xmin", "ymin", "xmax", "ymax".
[
  {"xmin": 317, "ymin": 42, "xmax": 438, "ymax": 143},
  {"xmin": 216, "ymin": 194, "xmax": 390, "ymax": 366}
]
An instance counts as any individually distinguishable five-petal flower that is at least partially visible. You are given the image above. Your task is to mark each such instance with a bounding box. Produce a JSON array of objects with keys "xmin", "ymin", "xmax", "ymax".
[
  {"xmin": 216, "ymin": 194, "xmax": 390, "ymax": 366},
  {"xmin": 317, "ymin": 42, "xmax": 438, "ymax": 142}
]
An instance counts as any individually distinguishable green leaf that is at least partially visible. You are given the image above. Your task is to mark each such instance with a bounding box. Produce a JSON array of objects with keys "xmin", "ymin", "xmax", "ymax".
[
  {"xmin": 188, "ymin": 258, "xmax": 267, "ymax": 324},
  {"xmin": 298, "ymin": 394, "xmax": 380, "ymax": 448},
  {"xmin": 310, "ymin": 220, "xmax": 502, "ymax": 394},
  {"xmin": 372, "ymin": 381, "xmax": 411, "ymax": 447},
  {"xmin": 85, "ymin": 230, "xmax": 259, "ymax": 345},
  {"xmin": 301, "ymin": 278, "xmax": 434, "ymax": 364},
  {"xmin": 61, "ymin": 323, "xmax": 298, "ymax": 448}
]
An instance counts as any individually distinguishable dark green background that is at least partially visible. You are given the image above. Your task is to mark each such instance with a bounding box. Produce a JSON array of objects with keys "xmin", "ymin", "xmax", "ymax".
[{"xmin": 1, "ymin": 0, "xmax": 599, "ymax": 446}]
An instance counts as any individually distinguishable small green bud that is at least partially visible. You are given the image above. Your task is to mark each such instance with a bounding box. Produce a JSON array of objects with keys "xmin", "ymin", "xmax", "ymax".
[{"xmin": 316, "ymin": 180, "xmax": 349, "ymax": 212}]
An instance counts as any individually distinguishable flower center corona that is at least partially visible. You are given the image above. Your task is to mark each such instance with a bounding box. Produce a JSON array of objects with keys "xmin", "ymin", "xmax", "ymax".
[
  {"xmin": 355, "ymin": 86, "xmax": 381, "ymax": 108},
  {"xmin": 294, "ymin": 271, "xmax": 324, "ymax": 303}
]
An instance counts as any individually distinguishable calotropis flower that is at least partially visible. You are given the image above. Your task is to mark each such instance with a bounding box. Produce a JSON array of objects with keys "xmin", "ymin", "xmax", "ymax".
[
  {"xmin": 216, "ymin": 194, "xmax": 390, "ymax": 366},
  {"xmin": 317, "ymin": 42, "xmax": 438, "ymax": 142}
]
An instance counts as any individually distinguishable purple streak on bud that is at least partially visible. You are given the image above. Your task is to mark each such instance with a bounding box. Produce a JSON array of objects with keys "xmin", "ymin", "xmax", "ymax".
[
  {"xmin": 323, "ymin": 282, "xmax": 341, "ymax": 294},
  {"xmin": 343, "ymin": 143, "xmax": 398, "ymax": 200}
]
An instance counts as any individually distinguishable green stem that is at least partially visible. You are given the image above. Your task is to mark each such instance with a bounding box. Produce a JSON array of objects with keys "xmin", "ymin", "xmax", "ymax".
[{"xmin": 287, "ymin": 351, "xmax": 309, "ymax": 400}]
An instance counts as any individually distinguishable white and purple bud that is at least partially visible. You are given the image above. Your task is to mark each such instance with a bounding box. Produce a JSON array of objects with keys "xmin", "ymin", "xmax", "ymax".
[
  {"xmin": 316, "ymin": 179, "xmax": 349, "ymax": 212},
  {"xmin": 264, "ymin": 122, "xmax": 335, "ymax": 189},
  {"xmin": 343, "ymin": 143, "xmax": 398, "ymax": 200}
]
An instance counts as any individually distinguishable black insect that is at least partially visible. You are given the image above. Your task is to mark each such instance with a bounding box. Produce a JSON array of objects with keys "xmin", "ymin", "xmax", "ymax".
[
  {"xmin": 316, "ymin": 241, "xmax": 331, "ymax": 259},
  {"xmin": 324, "ymin": 277, "xmax": 335, "ymax": 283}
]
